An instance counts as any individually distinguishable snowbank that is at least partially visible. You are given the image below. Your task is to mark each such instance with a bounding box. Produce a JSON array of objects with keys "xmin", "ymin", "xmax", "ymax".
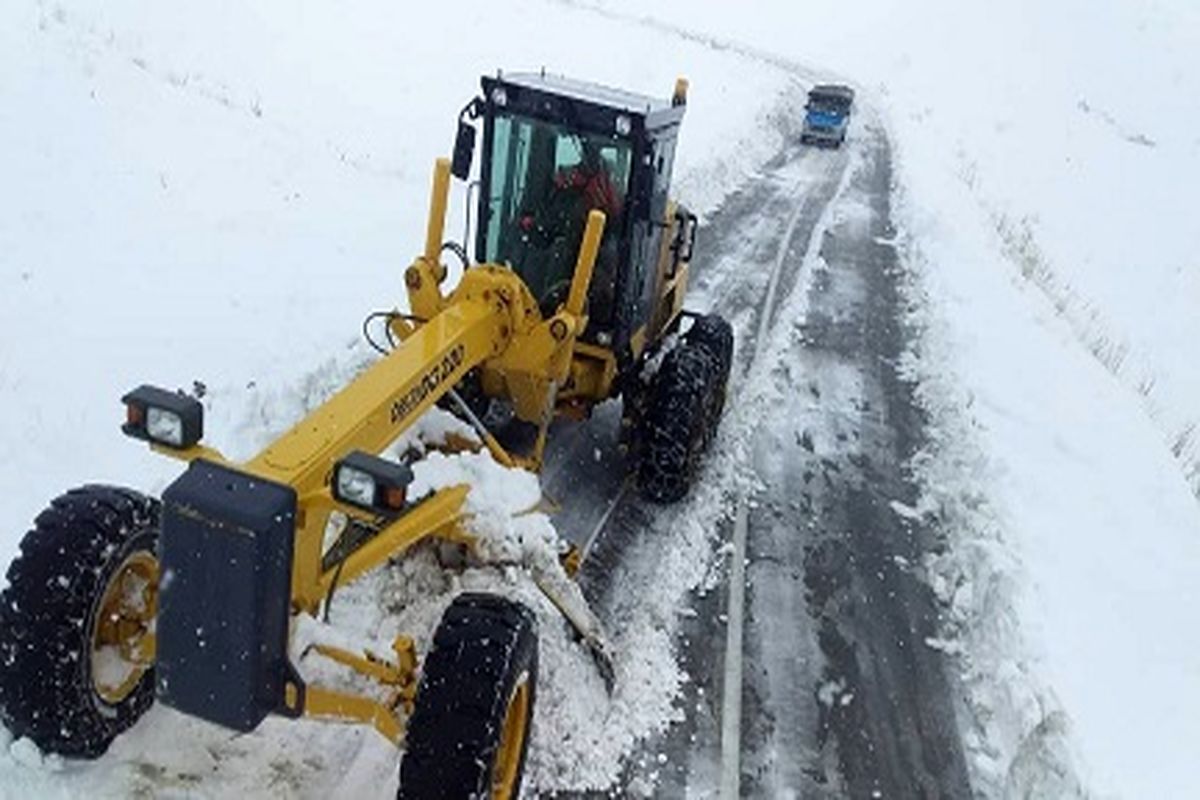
[{"xmin": 897, "ymin": 157, "xmax": 1200, "ymax": 797}]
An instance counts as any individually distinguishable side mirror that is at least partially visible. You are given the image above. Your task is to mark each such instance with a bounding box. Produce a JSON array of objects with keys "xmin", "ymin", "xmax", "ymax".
[{"xmin": 451, "ymin": 121, "xmax": 475, "ymax": 181}]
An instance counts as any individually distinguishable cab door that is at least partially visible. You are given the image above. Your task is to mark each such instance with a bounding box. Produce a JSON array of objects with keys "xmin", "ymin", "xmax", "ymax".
[{"xmin": 622, "ymin": 131, "xmax": 678, "ymax": 354}]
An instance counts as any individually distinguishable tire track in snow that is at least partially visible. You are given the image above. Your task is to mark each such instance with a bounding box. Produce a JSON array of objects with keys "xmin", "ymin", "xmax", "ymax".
[
  {"xmin": 718, "ymin": 145, "xmax": 844, "ymax": 799},
  {"xmin": 743, "ymin": 125, "xmax": 972, "ymax": 798}
]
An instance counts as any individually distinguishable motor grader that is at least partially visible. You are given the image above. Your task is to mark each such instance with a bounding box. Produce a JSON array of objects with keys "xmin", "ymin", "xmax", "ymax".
[{"xmin": 0, "ymin": 72, "xmax": 732, "ymax": 798}]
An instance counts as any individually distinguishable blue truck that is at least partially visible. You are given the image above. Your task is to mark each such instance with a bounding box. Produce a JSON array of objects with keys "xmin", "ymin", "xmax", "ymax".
[{"xmin": 800, "ymin": 84, "xmax": 855, "ymax": 148}]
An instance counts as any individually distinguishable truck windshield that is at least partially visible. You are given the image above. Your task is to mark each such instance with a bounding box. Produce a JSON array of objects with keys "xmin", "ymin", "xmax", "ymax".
[
  {"xmin": 808, "ymin": 97, "xmax": 849, "ymax": 113},
  {"xmin": 484, "ymin": 113, "xmax": 632, "ymax": 316}
]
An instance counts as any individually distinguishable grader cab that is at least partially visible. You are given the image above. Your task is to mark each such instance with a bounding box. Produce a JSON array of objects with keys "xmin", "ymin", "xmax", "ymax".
[{"xmin": 0, "ymin": 72, "xmax": 732, "ymax": 798}]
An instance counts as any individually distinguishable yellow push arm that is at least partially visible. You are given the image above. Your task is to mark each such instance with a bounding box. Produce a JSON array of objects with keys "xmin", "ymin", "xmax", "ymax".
[
  {"xmin": 242, "ymin": 300, "xmax": 505, "ymax": 608},
  {"xmin": 406, "ymin": 159, "xmax": 454, "ymax": 320},
  {"xmin": 565, "ymin": 210, "xmax": 605, "ymax": 322},
  {"xmin": 247, "ymin": 301, "xmax": 504, "ymax": 497}
]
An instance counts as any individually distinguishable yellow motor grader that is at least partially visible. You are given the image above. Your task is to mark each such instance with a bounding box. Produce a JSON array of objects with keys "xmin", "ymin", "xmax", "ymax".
[{"xmin": 0, "ymin": 72, "xmax": 732, "ymax": 798}]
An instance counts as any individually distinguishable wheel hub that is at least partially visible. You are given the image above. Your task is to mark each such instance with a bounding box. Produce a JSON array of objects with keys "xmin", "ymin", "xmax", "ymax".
[
  {"xmin": 90, "ymin": 551, "xmax": 158, "ymax": 705},
  {"xmin": 491, "ymin": 674, "xmax": 531, "ymax": 799}
]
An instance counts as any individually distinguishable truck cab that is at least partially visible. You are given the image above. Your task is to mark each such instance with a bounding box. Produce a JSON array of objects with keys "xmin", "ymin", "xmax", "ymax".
[{"xmin": 801, "ymin": 84, "xmax": 855, "ymax": 148}]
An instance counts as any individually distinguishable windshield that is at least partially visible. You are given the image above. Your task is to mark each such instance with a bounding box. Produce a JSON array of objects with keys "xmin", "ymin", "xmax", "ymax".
[
  {"xmin": 808, "ymin": 97, "xmax": 849, "ymax": 114},
  {"xmin": 484, "ymin": 113, "xmax": 632, "ymax": 317}
]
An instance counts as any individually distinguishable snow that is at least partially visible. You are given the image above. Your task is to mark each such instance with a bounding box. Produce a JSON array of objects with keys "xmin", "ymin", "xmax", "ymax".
[
  {"xmin": 4, "ymin": 0, "xmax": 1200, "ymax": 797},
  {"xmin": 590, "ymin": 3, "xmax": 1200, "ymax": 795},
  {"xmin": 898, "ymin": 181, "xmax": 1200, "ymax": 796},
  {"xmin": 90, "ymin": 646, "xmax": 138, "ymax": 698},
  {"xmin": 593, "ymin": 0, "xmax": 1200, "ymax": 490}
]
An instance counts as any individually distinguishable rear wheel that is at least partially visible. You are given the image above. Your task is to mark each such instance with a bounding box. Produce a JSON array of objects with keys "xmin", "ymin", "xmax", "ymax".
[
  {"xmin": 685, "ymin": 314, "xmax": 734, "ymax": 426},
  {"xmin": 0, "ymin": 486, "xmax": 160, "ymax": 758},
  {"xmin": 637, "ymin": 315, "xmax": 732, "ymax": 503},
  {"xmin": 398, "ymin": 593, "xmax": 538, "ymax": 800}
]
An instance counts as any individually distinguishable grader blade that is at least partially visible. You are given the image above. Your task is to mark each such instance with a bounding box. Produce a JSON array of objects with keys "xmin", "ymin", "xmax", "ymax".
[{"xmin": 530, "ymin": 558, "xmax": 616, "ymax": 691}]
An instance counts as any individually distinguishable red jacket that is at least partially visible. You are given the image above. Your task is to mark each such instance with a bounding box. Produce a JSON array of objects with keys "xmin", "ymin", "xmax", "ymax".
[{"xmin": 555, "ymin": 165, "xmax": 623, "ymax": 219}]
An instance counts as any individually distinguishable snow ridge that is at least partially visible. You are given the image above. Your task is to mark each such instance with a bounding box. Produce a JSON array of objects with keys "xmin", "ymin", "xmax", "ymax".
[{"xmin": 892, "ymin": 227, "xmax": 1088, "ymax": 797}]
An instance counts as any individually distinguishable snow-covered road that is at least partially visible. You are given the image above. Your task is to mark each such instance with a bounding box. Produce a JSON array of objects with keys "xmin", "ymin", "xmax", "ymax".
[
  {"xmin": 576, "ymin": 133, "xmax": 858, "ymax": 795},
  {"xmin": 764, "ymin": 126, "xmax": 970, "ymax": 798},
  {"xmin": 536, "ymin": 116, "xmax": 972, "ymax": 797}
]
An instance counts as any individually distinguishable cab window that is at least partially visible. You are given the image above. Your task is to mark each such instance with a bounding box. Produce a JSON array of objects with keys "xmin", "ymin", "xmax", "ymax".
[{"xmin": 485, "ymin": 113, "xmax": 632, "ymax": 318}]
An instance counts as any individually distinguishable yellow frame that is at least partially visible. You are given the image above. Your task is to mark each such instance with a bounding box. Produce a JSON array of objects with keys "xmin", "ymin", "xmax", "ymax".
[
  {"xmin": 149, "ymin": 158, "xmax": 608, "ymax": 741},
  {"xmin": 142, "ymin": 143, "xmax": 695, "ymax": 745}
]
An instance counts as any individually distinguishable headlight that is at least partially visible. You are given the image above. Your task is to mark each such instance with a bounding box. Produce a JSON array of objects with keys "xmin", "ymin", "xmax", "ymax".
[
  {"xmin": 146, "ymin": 407, "xmax": 184, "ymax": 447},
  {"xmin": 121, "ymin": 385, "xmax": 204, "ymax": 449},
  {"xmin": 615, "ymin": 114, "xmax": 632, "ymax": 136},
  {"xmin": 490, "ymin": 86, "xmax": 508, "ymax": 107},
  {"xmin": 331, "ymin": 451, "xmax": 415, "ymax": 515},
  {"xmin": 335, "ymin": 465, "xmax": 377, "ymax": 508}
]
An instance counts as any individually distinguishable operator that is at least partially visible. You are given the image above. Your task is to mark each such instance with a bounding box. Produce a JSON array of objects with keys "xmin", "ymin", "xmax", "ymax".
[
  {"xmin": 519, "ymin": 138, "xmax": 622, "ymax": 242},
  {"xmin": 553, "ymin": 139, "xmax": 623, "ymax": 220},
  {"xmin": 518, "ymin": 138, "xmax": 624, "ymax": 315}
]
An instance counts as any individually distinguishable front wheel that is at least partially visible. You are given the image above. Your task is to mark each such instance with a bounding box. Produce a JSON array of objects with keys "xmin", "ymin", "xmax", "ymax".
[
  {"xmin": 398, "ymin": 593, "xmax": 538, "ymax": 800},
  {"xmin": 0, "ymin": 486, "xmax": 160, "ymax": 758}
]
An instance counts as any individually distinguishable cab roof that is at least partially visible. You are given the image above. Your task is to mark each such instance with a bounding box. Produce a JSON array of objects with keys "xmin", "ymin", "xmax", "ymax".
[
  {"xmin": 484, "ymin": 71, "xmax": 685, "ymax": 132},
  {"xmin": 809, "ymin": 84, "xmax": 855, "ymax": 102},
  {"xmin": 500, "ymin": 72, "xmax": 669, "ymax": 114}
]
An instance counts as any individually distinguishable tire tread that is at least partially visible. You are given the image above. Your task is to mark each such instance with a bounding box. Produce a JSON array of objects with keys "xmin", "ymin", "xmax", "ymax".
[
  {"xmin": 0, "ymin": 485, "xmax": 159, "ymax": 758},
  {"xmin": 398, "ymin": 593, "xmax": 538, "ymax": 799}
]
